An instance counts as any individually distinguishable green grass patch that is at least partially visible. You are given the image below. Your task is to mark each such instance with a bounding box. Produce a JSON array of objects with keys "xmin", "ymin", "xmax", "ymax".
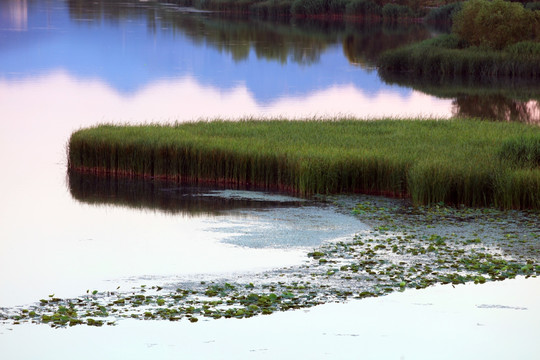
[
  {"xmin": 377, "ymin": 34, "xmax": 540, "ymax": 80},
  {"xmin": 499, "ymin": 136, "xmax": 540, "ymax": 168},
  {"xmin": 68, "ymin": 119, "xmax": 540, "ymax": 209}
]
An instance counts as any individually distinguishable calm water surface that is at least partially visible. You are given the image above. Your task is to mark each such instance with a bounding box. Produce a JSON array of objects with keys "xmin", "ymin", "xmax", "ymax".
[
  {"xmin": 0, "ymin": 0, "xmax": 537, "ymax": 303},
  {"xmin": 1, "ymin": 2, "xmax": 539, "ymax": 359}
]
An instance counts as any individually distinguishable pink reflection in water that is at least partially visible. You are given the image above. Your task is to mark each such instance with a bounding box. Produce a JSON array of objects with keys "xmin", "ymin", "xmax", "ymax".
[
  {"xmin": 0, "ymin": 0, "xmax": 28, "ymax": 31},
  {"xmin": 0, "ymin": 71, "xmax": 452, "ymax": 127}
]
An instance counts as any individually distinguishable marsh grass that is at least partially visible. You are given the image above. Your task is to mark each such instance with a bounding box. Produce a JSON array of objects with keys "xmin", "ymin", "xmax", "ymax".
[
  {"xmin": 377, "ymin": 34, "xmax": 540, "ymax": 80},
  {"xmin": 499, "ymin": 136, "xmax": 540, "ymax": 167},
  {"xmin": 68, "ymin": 119, "xmax": 540, "ymax": 209}
]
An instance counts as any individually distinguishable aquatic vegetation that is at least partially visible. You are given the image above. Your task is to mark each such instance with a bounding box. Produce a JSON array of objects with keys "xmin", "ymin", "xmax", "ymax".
[
  {"xmin": 499, "ymin": 136, "xmax": 540, "ymax": 168},
  {"xmin": 1, "ymin": 195, "xmax": 538, "ymax": 328},
  {"xmin": 378, "ymin": 34, "xmax": 540, "ymax": 80},
  {"xmin": 69, "ymin": 119, "xmax": 540, "ymax": 209}
]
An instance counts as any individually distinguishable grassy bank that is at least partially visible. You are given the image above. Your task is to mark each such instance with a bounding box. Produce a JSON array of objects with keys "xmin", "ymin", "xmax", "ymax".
[
  {"xmin": 68, "ymin": 119, "xmax": 540, "ymax": 209},
  {"xmin": 377, "ymin": 34, "xmax": 540, "ymax": 80}
]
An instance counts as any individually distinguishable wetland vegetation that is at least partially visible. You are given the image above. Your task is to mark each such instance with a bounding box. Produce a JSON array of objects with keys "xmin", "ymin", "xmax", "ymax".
[
  {"xmin": 69, "ymin": 119, "xmax": 540, "ymax": 209},
  {"xmin": 378, "ymin": 0, "xmax": 540, "ymax": 79}
]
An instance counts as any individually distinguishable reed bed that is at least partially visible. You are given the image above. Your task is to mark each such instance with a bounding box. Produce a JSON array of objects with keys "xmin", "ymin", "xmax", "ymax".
[
  {"xmin": 377, "ymin": 35, "xmax": 540, "ymax": 80},
  {"xmin": 68, "ymin": 119, "xmax": 540, "ymax": 209}
]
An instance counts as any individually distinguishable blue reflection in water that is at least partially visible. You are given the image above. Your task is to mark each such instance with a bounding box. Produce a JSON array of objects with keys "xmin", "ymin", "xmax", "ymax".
[{"xmin": 0, "ymin": 0, "xmax": 410, "ymax": 103}]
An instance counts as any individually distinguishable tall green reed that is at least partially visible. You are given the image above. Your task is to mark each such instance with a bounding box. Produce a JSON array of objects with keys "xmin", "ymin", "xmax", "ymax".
[{"xmin": 68, "ymin": 119, "xmax": 540, "ymax": 209}]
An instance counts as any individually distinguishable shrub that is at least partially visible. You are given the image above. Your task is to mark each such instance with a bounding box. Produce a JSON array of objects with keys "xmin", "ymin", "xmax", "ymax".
[
  {"xmin": 382, "ymin": 3, "xmax": 414, "ymax": 20},
  {"xmin": 453, "ymin": 0, "xmax": 538, "ymax": 50},
  {"xmin": 345, "ymin": 0, "xmax": 382, "ymax": 16}
]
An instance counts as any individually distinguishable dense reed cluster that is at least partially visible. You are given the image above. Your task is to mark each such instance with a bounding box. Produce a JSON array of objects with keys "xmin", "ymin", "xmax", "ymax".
[
  {"xmin": 68, "ymin": 119, "xmax": 540, "ymax": 209},
  {"xmin": 377, "ymin": 34, "xmax": 540, "ymax": 80}
]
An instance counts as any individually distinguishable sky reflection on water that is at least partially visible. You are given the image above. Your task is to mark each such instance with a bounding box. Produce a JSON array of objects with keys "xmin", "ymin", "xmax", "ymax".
[{"xmin": 0, "ymin": 0, "xmax": 449, "ymax": 111}]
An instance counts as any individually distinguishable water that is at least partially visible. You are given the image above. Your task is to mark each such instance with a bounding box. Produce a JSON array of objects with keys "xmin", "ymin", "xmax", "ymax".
[
  {"xmin": 1, "ymin": 0, "xmax": 384, "ymax": 307},
  {"xmin": 0, "ymin": 0, "xmax": 451, "ymax": 307},
  {"xmin": 1, "ymin": 1, "xmax": 539, "ymax": 358},
  {"xmin": 1, "ymin": 277, "xmax": 539, "ymax": 359}
]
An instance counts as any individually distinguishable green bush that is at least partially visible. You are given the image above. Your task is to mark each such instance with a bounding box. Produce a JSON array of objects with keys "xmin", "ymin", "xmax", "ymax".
[
  {"xmin": 345, "ymin": 0, "xmax": 381, "ymax": 16},
  {"xmin": 453, "ymin": 0, "xmax": 538, "ymax": 50},
  {"xmin": 382, "ymin": 3, "xmax": 414, "ymax": 20}
]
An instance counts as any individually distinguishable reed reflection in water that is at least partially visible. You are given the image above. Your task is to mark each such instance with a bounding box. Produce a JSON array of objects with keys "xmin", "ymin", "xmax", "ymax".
[
  {"xmin": 68, "ymin": 170, "xmax": 305, "ymax": 217},
  {"xmin": 378, "ymin": 71, "xmax": 540, "ymax": 124},
  {"xmin": 452, "ymin": 96, "xmax": 540, "ymax": 125},
  {"xmin": 64, "ymin": 0, "xmax": 432, "ymax": 68}
]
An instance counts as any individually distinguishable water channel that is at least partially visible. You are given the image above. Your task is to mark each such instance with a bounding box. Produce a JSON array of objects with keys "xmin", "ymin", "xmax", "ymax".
[{"xmin": 1, "ymin": 1, "xmax": 539, "ymax": 359}]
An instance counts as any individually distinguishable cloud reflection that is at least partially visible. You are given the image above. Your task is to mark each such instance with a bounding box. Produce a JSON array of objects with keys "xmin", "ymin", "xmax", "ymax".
[{"xmin": 0, "ymin": 71, "xmax": 452, "ymax": 128}]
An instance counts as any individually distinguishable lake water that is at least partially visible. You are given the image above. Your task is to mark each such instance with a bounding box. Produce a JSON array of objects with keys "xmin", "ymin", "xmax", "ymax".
[
  {"xmin": 1, "ymin": 1, "xmax": 539, "ymax": 359},
  {"xmin": 0, "ymin": 0, "xmax": 450, "ymax": 307}
]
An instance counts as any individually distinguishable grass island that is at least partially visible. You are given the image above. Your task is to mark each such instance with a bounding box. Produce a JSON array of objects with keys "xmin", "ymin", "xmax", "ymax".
[{"xmin": 69, "ymin": 118, "xmax": 540, "ymax": 209}]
